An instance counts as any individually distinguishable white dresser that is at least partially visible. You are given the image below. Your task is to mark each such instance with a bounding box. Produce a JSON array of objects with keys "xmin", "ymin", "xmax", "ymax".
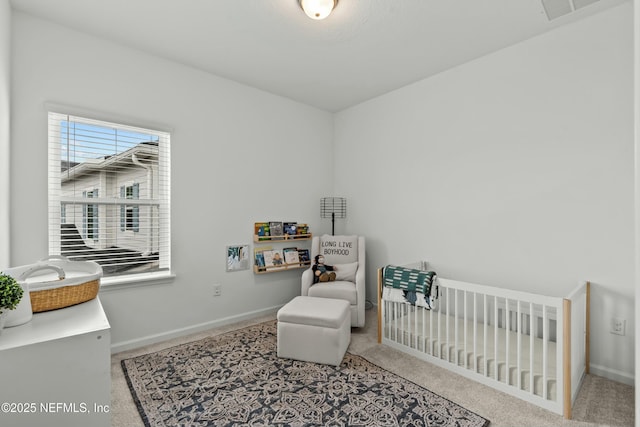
[{"xmin": 0, "ymin": 298, "xmax": 111, "ymax": 427}]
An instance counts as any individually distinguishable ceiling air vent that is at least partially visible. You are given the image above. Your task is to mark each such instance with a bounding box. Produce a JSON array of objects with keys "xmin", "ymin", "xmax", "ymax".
[
  {"xmin": 541, "ymin": 0, "xmax": 600, "ymax": 20},
  {"xmin": 572, "ymin": 0, "xmax": 599, "ymax": 9}
]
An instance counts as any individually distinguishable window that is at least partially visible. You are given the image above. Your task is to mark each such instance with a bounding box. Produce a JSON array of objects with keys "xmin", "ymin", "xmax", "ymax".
[
  {"xmin": 121, "ymin": 183, "xmax": 139, "ymax": 232},
  {"xmin": 83, "ymin": 188, "xmax": 99, "ymax": 240},
  {"xmin": 48, "ymin": 112, "xmax": 171, "ymax": 280}
]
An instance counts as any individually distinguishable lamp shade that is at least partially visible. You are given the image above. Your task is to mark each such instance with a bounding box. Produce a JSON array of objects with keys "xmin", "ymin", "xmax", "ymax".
[
  {"xmin": 320, "ymin": 197, "xmax": 346, "ymax": 219},
  {"xmin": 299, "ymin": 0, "xmax": 338, "ymax": 20},
  {"xmin": 320, "ymin": 197, "xmax": 346, "ymax": 235}
]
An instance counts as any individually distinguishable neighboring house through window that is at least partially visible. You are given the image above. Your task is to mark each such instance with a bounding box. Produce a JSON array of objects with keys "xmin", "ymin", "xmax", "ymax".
[{"xmin": 48, "ymin": 111, "xmax": 171, "ymax": 280}]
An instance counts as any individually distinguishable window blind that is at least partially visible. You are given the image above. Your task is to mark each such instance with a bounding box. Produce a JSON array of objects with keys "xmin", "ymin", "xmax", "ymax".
[{"xmin": 48, "ymin": 112, "xmax": 171, "ymax": 278}]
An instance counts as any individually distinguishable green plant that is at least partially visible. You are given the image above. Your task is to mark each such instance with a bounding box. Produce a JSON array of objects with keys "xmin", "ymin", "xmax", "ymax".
[{"xmin": 0, "ymin": 273, "xmax": 24, "ymax": 315}]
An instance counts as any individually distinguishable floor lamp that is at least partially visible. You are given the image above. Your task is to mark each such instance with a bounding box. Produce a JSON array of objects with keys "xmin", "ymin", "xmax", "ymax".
[{"xmin": 320, "ymin": 197, "xmax": 346, "ymax": 236}]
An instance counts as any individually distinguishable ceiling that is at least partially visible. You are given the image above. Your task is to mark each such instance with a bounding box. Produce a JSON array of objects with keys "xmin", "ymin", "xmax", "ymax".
[{"xmin": 10, "ymin": 0, "xmax": 627, "ymax": 112}]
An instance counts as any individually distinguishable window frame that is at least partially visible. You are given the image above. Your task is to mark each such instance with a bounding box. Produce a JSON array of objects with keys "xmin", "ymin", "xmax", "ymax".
[{"xmin": 47, "ymin": 109, "xmax": 172, "ymax": 286}]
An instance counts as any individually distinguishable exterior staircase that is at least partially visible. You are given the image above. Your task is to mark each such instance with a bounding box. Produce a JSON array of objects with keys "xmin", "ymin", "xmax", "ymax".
[{"xmin": 60, "ymin": 223, "xmax": 159, "ymax": 274}]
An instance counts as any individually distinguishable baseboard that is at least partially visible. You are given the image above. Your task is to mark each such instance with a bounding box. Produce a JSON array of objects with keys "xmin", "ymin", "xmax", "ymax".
[
  {"xmin": 110, "ymin": 305, "xmax": 282, "ymax": 354},
  {"xmin": 589, "ymin": 363, "xmax": 635, "ymax": 386}
]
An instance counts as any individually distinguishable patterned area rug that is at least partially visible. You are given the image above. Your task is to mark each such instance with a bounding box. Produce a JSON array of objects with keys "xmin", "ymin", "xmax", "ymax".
[{"xmin": 122, "ymin": 321, "xmax": 489, "ymax": 427}]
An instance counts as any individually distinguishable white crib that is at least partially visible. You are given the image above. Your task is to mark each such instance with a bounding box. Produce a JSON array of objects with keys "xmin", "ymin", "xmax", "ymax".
[{"xmin": 376, "ymin": 266, "xmax": 590, "ymax": 419}]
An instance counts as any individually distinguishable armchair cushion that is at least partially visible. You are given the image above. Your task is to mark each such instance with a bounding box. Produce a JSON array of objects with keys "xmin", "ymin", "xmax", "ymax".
[
  {"xmin": 307, "ymin": 281, "xmax": 357, "ymax": 305},
  {"xmin": 333, "ymin": 262, "xmax": 358, "ymax": 282},
  {"xmin": 319, "ymin": 234, "xmax": 358, "ymax": 264}
]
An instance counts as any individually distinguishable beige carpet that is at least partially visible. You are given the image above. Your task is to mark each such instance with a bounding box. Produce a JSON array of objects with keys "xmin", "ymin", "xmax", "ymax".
[
  {"xmin": 111, "ymin": 308, "xmax": 635, "ymax": 427},
  {"xmin": 571, "ymin": 374, "xmax": 635, "ymax": 427}
]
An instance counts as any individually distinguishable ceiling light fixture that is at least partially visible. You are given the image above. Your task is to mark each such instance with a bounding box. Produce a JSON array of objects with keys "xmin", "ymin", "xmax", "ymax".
[{"xmin": 299, "ymin": 0, "xmax": 338, "ymax": 20}]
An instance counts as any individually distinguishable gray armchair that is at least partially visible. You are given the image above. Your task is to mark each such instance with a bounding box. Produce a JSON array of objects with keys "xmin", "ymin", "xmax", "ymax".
[{"xmin": 301, "ymin": 235, "xmax": 365, "ymax": 327}]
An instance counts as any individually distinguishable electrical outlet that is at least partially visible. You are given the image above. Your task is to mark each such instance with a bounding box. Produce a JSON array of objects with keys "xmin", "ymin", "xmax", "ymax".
[
  {"xmin": 610, "ymin": 317, "xmax": 625, "ymax": 336},
  {"xmin": 213, "ymin": 284, "xmax": 222, "ymax": 297}
]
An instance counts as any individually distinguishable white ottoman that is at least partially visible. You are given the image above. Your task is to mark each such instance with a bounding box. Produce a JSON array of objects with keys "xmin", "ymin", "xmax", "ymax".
[{"xmin": 277, "ymin": 296, "xmax": 351, "ymax": 366}]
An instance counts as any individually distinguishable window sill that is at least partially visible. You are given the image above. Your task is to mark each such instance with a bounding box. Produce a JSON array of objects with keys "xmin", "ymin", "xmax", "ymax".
[{"xmin": 99, "ymin": 271, "xmax": 175, "ymax": 291}]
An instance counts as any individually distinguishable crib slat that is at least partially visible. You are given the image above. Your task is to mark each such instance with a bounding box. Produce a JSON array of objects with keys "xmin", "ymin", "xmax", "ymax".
[
  {"xmin": 429, "ymin": 301, "xmax": 434, "ymax": 356},
  {"xmin": 405, "ymin": 304, "xmax": 410, "ymax": 346},
  {"xmin": 392, "ymin": 301, "xmax": 396, "ymax": 342},
  {"xmin": 405, "ymin": 304, "xmax": 409, "ymax": 346},
  {"xmin": 380, "ymin": 297, "xmax": 383, "ymax": 340},
  {"xmin": 384, "ymin": 301, "xmax": 393, "ymax": 339},
  {"xmin": 385, "ymin": 300, "xmax": 389, "ymax": 340},
  {"xmin": 400, "ymin": 303, "xmax": 404, "ymax": 345},
  {"xmin": 402, "ymin": 303, "xmax": 412, "ymax": 348},
  {"xmin": 454, "ymin": 289, "xmax": 459, "ymax": 365},
  {"xmin": 404, "ymin": 304, "xmax": 407, "ymax": 345},
  {"xmin": 517, "ymin": 300, "xmax": 521, "ymax": 390},
  {"xmin": 404, "ymin": 304, "xmax": 408, "ymax": 346},
  {"xmin": 484, "ymin": 294, "xmax": 488, "ymax": 377},
  {"xmin": 437, "ymin": 291, "xmax": 442, "ymax": 358},
  {"xmin": 381, "ymin": 300, "xmax": 384, "ymax": 339},
  {"xmin": 394, "ymin": 301, "xmax": 398, "ymax": 342},
  {"xmin": 414, "ymin": 304, "xmax": 418, "ymax": 349},
  {"xmin": 407, "ymin": 303, "xmax": 411, "ymax": 347},
  {"xmin": 473, "ymin": 292, "xmax": 477, "ymax": 372},
  {"xmin": 463, "ymin": 291, "xmax": 467, "ymax": 368},
  {"xmin": 543, "ymin": 304, "xmax": 548, "ymax": 400},
  {"xmin": 494, "ymin": 296, "xmax": 499, "ymax": 381},
  {"xmin": 398, "ymin": 303, "xmax": 401, "ymax": 344},
  {"xmin": 463, "ymin": 290, "xmax": 468, "ymax": 369},
  {"xmin": 400, "ymin": 303, "xmax": 403, "ymax": 345},
  {"xmin": 530, "ymin": 302, "xmax": 534, "ymax": 395},
  {"xmin": 408, "ymin": 305, "xmax": 412, "ymax": 347},
  {"xmin": 391, "ymin": 301, "xmax": 394, "ymax": 341},
  {"xmin": 391, "ymin": 302, "xmax": 398, "ymax": 342},
  {"xmin": 505, "ymin": 298, "xmax": 510, "ymax": 385},
  {"xmin": 420, "ymin": 304, "xmax": 424, "ymax": 352},
  {"xmin": 446, "ymin": 287, "xmax": 450, "ymax": 361},
  {"xmin": 405, "ymin": 304, "xmax": 409, "ymax": 347},
  {"xmin": 387, "ymin": 300, "xmax": 390, "ymax": 340}
]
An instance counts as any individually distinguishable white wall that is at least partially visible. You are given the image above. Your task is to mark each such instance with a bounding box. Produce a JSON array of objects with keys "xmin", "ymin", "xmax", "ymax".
[
  {"xmin": 10, "ymin": 12, "xmax": 334, "ymax": 349},
  {"xmin": 335, "ymin": 4, "xmax": 635, "ymax": 384},
  {"xmin": 0, "ymin": 0, "xmax": 10, "ymax": 269}
]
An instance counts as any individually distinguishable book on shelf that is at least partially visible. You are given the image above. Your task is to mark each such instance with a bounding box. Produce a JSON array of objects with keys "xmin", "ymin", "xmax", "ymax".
[
  {"xmin": 283, "ymin": 247, "xmax": 300, "ymax": 264},
  {"xmin": 283, "ymin": 222, "xmax": 297, "ymax": 236},
  {"xmin": 272, "ymin": 249, "xmax": 285, "ymax": 267},
  {"xmin": 264, "ymin": 249, "xmax": 285, "ymax": 270},
  {"xmin": 296, "ymin": 223, "xmax": 309, "ymax": 236},
  {"xmin": 269, "ymin": 221, "xmax": 284, "ymax": 239},
  {"xmin": 254, "ymin": 246, "xmax": 272, "ymax": 269},
  {"xmin": 261, "ymin": 250, "xmax": 274, "ymax": 267},
  {"xmin": 254, "ymin": 251, "xmax": 265, "ymax": 268},
  {"xmin": 297, "ymin": 248, "xmax": 310, "ymax": 264},
  {"xmin": 255, "ymin": 222, "xmax": 270, "ymax": 240}
]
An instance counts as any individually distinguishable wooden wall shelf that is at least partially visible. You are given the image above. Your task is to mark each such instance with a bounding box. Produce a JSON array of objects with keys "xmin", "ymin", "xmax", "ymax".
[
  {"xmin": 254, "ymin": 261, "xmax": 311, "ymax": 274},
  {"xmin": 253, "ymin": 223, "xmax": 311, "ymax": 274},
  {"xmin": 254, "ymin": 233, "xmax": 312, "ymax": 243}
]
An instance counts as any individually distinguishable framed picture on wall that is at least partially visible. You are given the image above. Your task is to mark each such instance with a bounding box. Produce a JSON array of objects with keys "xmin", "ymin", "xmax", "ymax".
[{"xmin": 226, "ymin": 244, "xmax": 250, "ymax": 272}]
